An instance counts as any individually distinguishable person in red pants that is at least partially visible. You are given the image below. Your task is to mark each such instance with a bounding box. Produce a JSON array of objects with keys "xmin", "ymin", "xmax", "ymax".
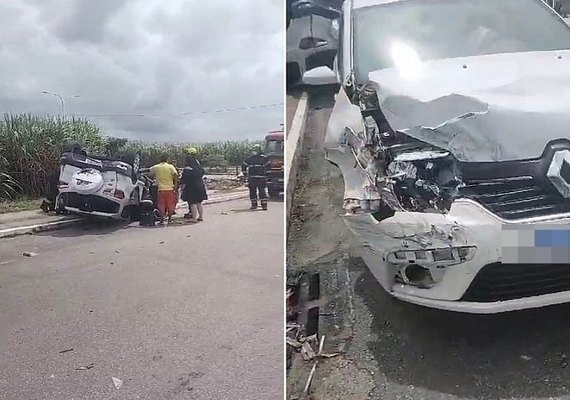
[{"xmin": 150, "ymin": 154, "xmax": 179, "ymax": 224}]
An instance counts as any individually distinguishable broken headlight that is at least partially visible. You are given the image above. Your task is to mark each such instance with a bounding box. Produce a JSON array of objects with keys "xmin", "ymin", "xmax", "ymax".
[{"xmin": 384, "ymin": 149, "xmax": 462, "ymax": 213}]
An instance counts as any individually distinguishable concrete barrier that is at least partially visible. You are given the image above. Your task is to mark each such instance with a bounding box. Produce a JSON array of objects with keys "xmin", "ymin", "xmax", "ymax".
[{"xmin": 286, "ymin": 92, "xmax": 309, "ymax": 232}]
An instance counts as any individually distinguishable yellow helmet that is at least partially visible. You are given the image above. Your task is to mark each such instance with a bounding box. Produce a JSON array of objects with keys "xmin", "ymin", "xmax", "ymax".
[{"xmin": 186, "ymin": 147, "xmax": 198, "ymax": 155}]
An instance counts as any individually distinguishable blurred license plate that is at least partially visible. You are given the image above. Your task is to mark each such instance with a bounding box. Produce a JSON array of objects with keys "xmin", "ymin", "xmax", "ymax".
[{"xmin": 502, "ymin": 225, "xmax": 570, "ymax": 263}]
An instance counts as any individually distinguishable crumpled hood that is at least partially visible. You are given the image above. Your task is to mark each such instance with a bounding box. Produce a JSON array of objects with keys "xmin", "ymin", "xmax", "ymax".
[{"xmin": 369, "ymin": 50, "xmax": 570, "ymax": 162}]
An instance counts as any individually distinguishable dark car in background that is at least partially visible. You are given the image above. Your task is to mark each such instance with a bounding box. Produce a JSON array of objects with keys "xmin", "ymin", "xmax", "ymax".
[{"xmin": 286, "ymin": 0, "xmax": 342, "ymax": 86}]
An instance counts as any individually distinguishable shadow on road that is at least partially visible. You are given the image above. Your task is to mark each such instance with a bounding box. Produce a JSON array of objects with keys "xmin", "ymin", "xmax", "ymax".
[
  {"xmin": 352, "ymin": 258, "xmax": 570, "ymax": 399},
  {"xmin": 40, "ymin": 219, "xmax": 129, "ymax": 238}
]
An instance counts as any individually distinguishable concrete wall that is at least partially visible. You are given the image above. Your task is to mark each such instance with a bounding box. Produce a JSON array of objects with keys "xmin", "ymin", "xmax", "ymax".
[{"xmin": 285, "ymin": 93, "xmax": 309, "ymax": 233}]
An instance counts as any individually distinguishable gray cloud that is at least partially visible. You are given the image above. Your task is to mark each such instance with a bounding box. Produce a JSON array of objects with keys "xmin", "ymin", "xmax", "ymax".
[{"xmin": 0, "ymin": 0, "xmax": 284, "ymax": 142}]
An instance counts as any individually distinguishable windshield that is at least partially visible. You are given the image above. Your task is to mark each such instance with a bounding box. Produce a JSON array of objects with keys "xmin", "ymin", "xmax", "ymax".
[
  {"xmin": 353, "ymin": 0, "xmax": 570, "ymax": 83},
  {"xmin": 265, "ymin": 140, "xmax": 284, "ymax": 156}
]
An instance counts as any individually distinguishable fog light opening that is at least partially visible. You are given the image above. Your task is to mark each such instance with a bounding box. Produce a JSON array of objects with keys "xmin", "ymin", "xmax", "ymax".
[{"xmin": 403, "ymin": 264, "xmax": 435, "ymax": 288}]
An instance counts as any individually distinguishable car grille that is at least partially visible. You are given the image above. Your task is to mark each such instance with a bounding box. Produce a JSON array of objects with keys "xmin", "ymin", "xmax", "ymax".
[
  {"xmin": 459, "ymin": 176, "xmax": 570, "ymax": 220},
  {"xmin": 63, "ymin": 193, "xmax": 120, "ymax": 214},
  {"xmin": 461, "ymin": 262, "xmax": 570, "ymax": 302}
]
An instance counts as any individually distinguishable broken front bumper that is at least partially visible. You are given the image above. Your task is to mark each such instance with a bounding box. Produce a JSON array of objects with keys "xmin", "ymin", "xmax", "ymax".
[{"xmin": 345, "ymin": 198, "xmax": 570, "ymax": 314}]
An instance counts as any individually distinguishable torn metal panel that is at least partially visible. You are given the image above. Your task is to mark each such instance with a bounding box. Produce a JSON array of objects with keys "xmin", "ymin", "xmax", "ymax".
[
  {"xmin": 325, "ymin": 89, "xmax": 382, "ymax": 211},
  {"xmin": 369, "ymin": 49, "xmax": 570, "ymax": 162}
]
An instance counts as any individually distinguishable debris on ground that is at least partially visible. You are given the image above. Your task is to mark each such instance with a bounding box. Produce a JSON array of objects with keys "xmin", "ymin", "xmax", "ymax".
[
  {"xmin": 75, "ymin": 363, "xmax": 94, "ymax": 371},
  {"xmin": 22, "ymin": 252, "xmax": 37, "ymax": 257},
  {"xmin": 204, "ymin": 177, "xmax": 243, "ymax": 191},
  {"xmin": 520, "ymin": 355, "xmax": 532, "ymax": 361},
  {"xmin": 112, "ymin": 377, "xmax": 123, "ymax": 389},
  {"xmin": 286, "ymin": 270, "xmax": 341, "ymax": 399},
  {"xmin": 59, "ymin": 348, "xmax": 73, "ymax": 354}
]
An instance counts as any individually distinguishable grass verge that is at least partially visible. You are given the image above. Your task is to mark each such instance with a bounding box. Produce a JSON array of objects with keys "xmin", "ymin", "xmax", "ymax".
[{"xmin": 0, "ymin": 198, "xmax": 41, "ymax": 214}]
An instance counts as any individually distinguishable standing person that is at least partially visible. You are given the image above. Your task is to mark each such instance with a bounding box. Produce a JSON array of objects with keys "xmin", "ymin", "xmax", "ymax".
[
  {"xmin": 149, "ymin": 154, "xmax": 179, "ymax": 224},
  {"xmin": 181, "ymin": 147, "xmax": 208, "ymax": 223},
  {"xmin": 242, "ymin": 144, "xmax": 270, "ymax": 211}
]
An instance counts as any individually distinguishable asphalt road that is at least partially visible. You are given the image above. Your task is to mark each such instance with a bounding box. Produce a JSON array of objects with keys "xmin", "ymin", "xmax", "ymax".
[
  {"xmin": 287, "ymin": 87, "xmax": 570, "ymax": 400},
  {"xmin": 0, "ymin": 199, "xmax": 284, "ymax": 400}
]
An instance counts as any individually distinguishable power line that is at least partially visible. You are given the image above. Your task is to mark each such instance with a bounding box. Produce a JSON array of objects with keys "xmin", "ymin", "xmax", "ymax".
[{"xmin": 75, "ymin": 102, "xmax": 284, "ymax": 118}]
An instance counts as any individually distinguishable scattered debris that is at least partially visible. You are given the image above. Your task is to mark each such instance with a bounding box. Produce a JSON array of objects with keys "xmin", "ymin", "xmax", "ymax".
[
  {"xmin": 59, "ymin": 348, "xmax": 73, "ymax": 354},
  {"xmin": 221, "ymin": 211, "xmax": 228, "ymax": 215},
  {"xmin": 561, "ymin": 354, "xmax": 568, "ymax": 368},
  {"xmin": 301, "ymin": 342, "xmax": 317, "ymax": 361},
  {"xmin": 114, "ymin": 251, "xmax": 120, "ymax": 254},
  {"xmin": 75, "ymin": 363, "xmax": 94, "ymax": 371},
  {"xmin": 204, "ymin": 177, "xmax": 242, "ymax": 191},
  {"xmin": 303, "ymin": 362, "xmax": 317, "ymax": 396},
  {"xmin": 520, "ymin": 355, "xmax": 532, "ymax": 361},
  {"xmin": 159, "ymin": 241, "xmax": 165, "ymax": 244},
  {"xmin": 22, "ymin": 252, "xmax": 37, "ymax": 257},
  {"xmin": 286, "ymin": 337, "xmax": 303, "ymax": 349},
  {"xmin": 112, "ymin": 377, "xmax": 123, "ymax": 389}
]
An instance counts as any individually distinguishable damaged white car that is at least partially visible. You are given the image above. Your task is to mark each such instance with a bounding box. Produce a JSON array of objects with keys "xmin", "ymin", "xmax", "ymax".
[
  {"xmin": 56, "ymin": 148, "xmax": 149, "ymax": 220},
  {"xmin": 304, "ymin": 0, "xmax": 570, "ymax": 313}
]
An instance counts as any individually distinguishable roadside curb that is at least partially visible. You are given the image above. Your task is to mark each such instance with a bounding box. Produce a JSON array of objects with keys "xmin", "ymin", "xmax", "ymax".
[
  {"xmin": 0, "ymin": 218, "xmax": 84, "ymax": 239},
  {"xmin": 286, "ymin": 92, "xmax": 309, "ymax": 233},
  {"xmin": 0, "ymin": 191, "xmax": 250, "ymax": 239}
]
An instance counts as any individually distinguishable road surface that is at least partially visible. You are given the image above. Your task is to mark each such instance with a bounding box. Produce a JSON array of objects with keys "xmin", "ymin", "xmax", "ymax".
[
  {"xmin": 0, "ymin": 199, "xmax": 284, "ymax": 400},
  {"xmin": 287, "ymin": 87, "xmax": 570, "ymax": 400}
]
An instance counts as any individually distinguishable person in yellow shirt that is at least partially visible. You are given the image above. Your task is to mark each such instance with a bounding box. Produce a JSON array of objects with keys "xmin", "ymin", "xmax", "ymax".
[{"xmin": 150, "ymin": 155, "xmax": 179, "ymax": 224}]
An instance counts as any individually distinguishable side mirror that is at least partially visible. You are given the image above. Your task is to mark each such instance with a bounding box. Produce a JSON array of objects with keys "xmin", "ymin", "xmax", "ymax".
[{"xmin": 302, "ymin": 66, "xmax": 339, "ymax": 85}]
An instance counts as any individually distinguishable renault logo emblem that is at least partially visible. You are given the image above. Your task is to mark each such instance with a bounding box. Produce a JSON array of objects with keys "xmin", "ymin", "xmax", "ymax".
[{"xmin": 547, "ymin": 149, "xmax": 570, "ymax": 198}]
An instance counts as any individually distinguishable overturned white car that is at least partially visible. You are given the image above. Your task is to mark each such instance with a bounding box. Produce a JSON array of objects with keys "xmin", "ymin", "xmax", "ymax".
[
  {"xmin": 56, "ymin": 148, "xmax": 150, "ymax": 220},
  {"xmin": 305, "ymin": 0, "xmax": 570, "ymax": 313}
]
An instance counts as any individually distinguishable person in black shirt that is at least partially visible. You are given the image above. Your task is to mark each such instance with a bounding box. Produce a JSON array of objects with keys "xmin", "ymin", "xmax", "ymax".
[
  {"xmin": 181, "ymin": 147, "xmax": 208, "ymax": 222},
  {"xmin": 242, "ymin": 144, "xmax": 270, "ymax": 210}
]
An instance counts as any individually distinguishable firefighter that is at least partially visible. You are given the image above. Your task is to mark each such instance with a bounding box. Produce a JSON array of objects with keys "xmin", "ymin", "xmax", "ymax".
[{"xmin": 242, "ymin": 144, "xmax": 270, "ymax": 210}]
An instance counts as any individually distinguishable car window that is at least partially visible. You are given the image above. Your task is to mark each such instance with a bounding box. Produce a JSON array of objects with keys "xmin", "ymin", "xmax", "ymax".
[
  {"xmin": 353, "ymin": 0, "xmax": 570, "ymax": 83},
  {"xmin": 265, "ymin": 140, "xmax": 284, "ymax": 155}
]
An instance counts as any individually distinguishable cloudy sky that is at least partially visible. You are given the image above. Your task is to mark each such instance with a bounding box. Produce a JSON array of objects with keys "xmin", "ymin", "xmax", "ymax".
[{"xmin": 0, "ymin": 0, "xmax": 284, "ymax": 142}]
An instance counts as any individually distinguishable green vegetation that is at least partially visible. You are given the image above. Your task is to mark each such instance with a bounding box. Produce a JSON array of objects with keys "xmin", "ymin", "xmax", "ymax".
[
  {"xmin": 0, "ymin": 113, "xmax": 260, "ymax": 201},
  {"xmin": 0, "ymin": 198, "xmax": 41, "ymax": 214}
]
